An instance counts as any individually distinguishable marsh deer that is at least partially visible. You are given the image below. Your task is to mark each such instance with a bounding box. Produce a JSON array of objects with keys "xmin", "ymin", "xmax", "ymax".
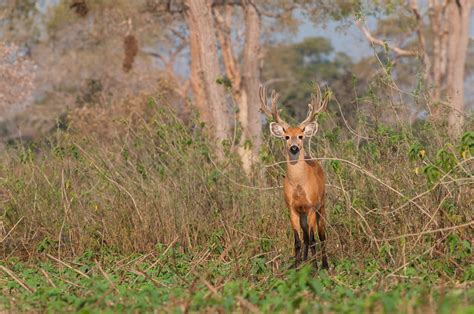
[{"xmin": 259, "ymin": 85, "xmax": 329, "ymax": 269}]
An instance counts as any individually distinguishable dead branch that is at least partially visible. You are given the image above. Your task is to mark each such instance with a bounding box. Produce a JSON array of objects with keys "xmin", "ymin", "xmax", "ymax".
[
  {"xmin": 354, "ymin": 19, "xmax": 418, "ymax": 57},
  {"xmin": 376, "ymin": 221, "xmax": 474, "ymax": 242},
  {"xmin": 410, "ymin": 0, "xmax": 431, "ymax": 71},
  {"xmin": 254, "ymin": 3, "xmax": 296, "ymax": 18},
  {"xmin": 213, "ymin": 4, "xmax": 241, "ymax": 88},
  {"xmin": 0, "ymin": 265, "xmax": 36, "ymax": 293}
]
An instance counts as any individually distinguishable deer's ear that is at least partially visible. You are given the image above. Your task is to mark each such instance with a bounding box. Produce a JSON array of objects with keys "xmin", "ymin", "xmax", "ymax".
[
  {"xmin": 303, "ymin": 122, "xmax": 319, "ymax": 137},
  {"xmin": 269, "ymin": 122, "xmax": 285, "ymax": 138}
]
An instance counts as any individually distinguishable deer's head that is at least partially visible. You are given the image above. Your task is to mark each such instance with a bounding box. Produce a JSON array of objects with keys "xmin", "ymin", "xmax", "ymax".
[{"xmin": 259, "ymin": 85, "xmax": 328, "ymax": 161}]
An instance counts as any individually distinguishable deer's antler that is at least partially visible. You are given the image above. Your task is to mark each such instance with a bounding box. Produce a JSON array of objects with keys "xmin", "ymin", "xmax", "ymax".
[
  {"xmin": 259, "ymin": 85, "xmax": 290, "ymax": 129},
  {"xmin": 298, "ymin": 84, "xmax": 329, "ymax": 129}
]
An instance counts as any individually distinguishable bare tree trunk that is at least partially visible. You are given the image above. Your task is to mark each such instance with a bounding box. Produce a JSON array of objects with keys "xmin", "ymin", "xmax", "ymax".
[
  {"xmin": 214, "ymin": 0, "xmax": 262, "ymax": 175},
  {"xmin": 214, "ymin": 5, "xmax": 241, "ymax": 93},
  {"xmin": 187, "ymin": 14, "xmax": 209, "ymax": 124},
  {"xmin": 214, "ymin": 2, "xmax": 262, "ymax": 174},
  {"xmin": 239, "ymin": 0, "xmax": 262, "ymax": 174},
  {"xmin": 185, "ymin": 0, "xmax": 230, "ymax": 154},
  {"xmin": 445, "ymin": 0, "xmax": 471, "ymax": 137},
  {"xmin": 427, "ymin": 0, "xmax": 443, "ymax": 104}
]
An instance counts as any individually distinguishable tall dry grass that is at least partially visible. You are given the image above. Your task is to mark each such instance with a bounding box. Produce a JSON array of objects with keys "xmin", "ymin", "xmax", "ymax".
[{"xmin": 0, "ymin": 92, "xmax": 472, "ymax": 279}]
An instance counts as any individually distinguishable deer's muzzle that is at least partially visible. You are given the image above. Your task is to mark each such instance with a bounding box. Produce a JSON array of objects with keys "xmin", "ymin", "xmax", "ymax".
[{"xmin": 289, "ymin": 145, "xmax": 300, "ymax": 161}]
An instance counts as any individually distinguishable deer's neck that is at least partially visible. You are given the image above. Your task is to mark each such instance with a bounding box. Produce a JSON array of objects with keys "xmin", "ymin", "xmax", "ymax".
[{"xmin": 286, "ymin": 149, "xmax": 310, "ymax": 185}]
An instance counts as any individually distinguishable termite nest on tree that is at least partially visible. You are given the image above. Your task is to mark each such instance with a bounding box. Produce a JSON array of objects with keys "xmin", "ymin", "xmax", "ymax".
[
  {"xmin": 70, "ymin": 0, "xmax": 89, "ymax": 17},
  {"xmin": 123, "ymin": 35, "xmax": 138, "ymax": 73}
]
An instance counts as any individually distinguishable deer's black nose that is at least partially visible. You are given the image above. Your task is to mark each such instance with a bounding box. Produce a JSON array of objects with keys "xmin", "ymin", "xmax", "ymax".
[{"xmin": 289, "ymin": 145, "xmax": 299, "ymax": 154}]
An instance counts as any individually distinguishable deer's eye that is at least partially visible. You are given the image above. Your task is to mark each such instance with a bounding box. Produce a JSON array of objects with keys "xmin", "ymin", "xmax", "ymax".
[
  {"xmin": 298, "ymin": 135, "xmax": 303, "ymax": 140},
  {"xmin": 285, "ymin": 136, "xmax": 290, "ymax": 140}
]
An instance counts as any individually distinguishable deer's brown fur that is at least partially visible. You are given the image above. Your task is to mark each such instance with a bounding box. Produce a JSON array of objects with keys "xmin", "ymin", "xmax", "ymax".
[{"xmin": 259, "ymin": 85, "xmax": 329, "ymax": 269}]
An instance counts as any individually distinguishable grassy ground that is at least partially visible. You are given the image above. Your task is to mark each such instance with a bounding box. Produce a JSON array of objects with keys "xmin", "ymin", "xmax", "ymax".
[
  {"xmin": 1, "ymin": 96, "xmax": 473, "ymax": 312},
  {"xmin": 1, "ymin": 250, "xmax": 473, "ymax": 312}
]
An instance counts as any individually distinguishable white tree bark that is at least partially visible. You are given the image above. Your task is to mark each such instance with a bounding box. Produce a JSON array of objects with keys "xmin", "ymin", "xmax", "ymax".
[
  {"xmin": 186, "ymin": 13, "xmax": 209, "ymax": 124},
  {"xmin": 445, "ymin": 0, "xmax": 471, "ymax": 137},
  {"xmin": 214, "ymin": 1, "xmax": 262, "ymax": 174},
  {"xmin": 185, "ymin": 0, "xmax": 231, "ymax": 153},
  {"xmin": 239, "ymin": 0, "xmax": 262, "ymax": 174}
]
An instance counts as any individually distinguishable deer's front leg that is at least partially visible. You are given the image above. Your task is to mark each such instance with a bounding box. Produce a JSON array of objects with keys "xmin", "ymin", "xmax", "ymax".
[
  {"xmin": 290, "ymin": 209, "xmax": 302, "ymax": 268},
  {"xmin": 293, "ymin": 230, "xmax": 302, "ymax": 268}
]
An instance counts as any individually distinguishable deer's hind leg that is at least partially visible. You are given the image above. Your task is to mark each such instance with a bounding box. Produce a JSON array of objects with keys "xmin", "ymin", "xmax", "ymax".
[{"xmin": 316, "ymin": 207, "xmax": 329, "ymax": 270}]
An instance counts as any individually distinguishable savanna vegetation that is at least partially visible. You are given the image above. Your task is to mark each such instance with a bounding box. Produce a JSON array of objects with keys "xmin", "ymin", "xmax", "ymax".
[{"xmin": 1, "ymin": 0, "xmax": 473, "ymax": 313}]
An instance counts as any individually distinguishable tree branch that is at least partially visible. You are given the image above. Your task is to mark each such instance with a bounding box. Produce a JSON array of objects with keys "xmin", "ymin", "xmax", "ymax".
[
  {"xmin": 410, "ymin": 0, "xmax": 431, "ymax": 75},
  {"xmin": 169, "ymin": 28, "xmax": 187, "ymax": 42},
  {"xmin": 147, "ymin": 0, "xmax": 188, "ymax": 15},
  {"xmin": 255, "ymin": 3, "xmax": 295, "ymax": 18},
  {"xmin": 144, "ymin": 50, "xmax": 166, "ymax": 65},
  {"xmin": 213, "ymin": 4, "xmax": 241, "ymax": 90},
  {"xmin": 354, "ymin": 19, "xmax": 418, "ymax": 57},
  {"xmin": 144, "ymin": 40, "xmax": 186, "ymax": 70}
]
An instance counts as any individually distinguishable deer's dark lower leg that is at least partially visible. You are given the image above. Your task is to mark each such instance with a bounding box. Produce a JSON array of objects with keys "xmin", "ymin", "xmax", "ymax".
[
  {"xmin": 316, "ymin": 210, "xmax": 329, "ymax": 269},
  {"xmin": 316, "ymin": 214, "xmax": 329, "ymax": 270},
  {"xmin": 309, "ymin": 230, "xmax": 318, "ymax": 268},
  {"xmin": 293, "ymin": 230, "xmax": 302, "ymax": 268},
  {"xmin": 319, "ymin": 229, "xmax": 328, "ymax": 269},
  {"xmin": 300, "ymin": 214, "xmax": 310, "ymax": 261}
]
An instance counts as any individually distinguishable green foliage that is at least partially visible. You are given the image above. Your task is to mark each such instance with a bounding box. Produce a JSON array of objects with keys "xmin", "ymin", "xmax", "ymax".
[
  {"xmin": 1, "ymin": 253, "xmax": 472, "ymax": 312},
  {"xmin": 459, "ymin": 131, "xmax": 474, "ymax": 159},
  {"xmin": 422, "ymin": 164, "xmax": 441, "ymax": 184},
  {"xmin": 408, "ymin": 131, "xmax": 472, "ymax": 185},
  {"xmin": 329, "ymin": 159, "xmax": 342, "ymax": 174},
  {"xmin": 436, "ymin": 148, "xmax": 457, "ymax": 172},
  {"xmin": 216, "ymin": 76, "xmax": 232, "ymax": 88},
  {"xmin": 408, "ymin": 142, "xmax": 425, "ymax": 161}
]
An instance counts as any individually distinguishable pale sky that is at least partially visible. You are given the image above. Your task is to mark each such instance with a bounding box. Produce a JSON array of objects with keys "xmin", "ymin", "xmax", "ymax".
[{"xmin": 296, "ymin": 16, "xmax": 374, "ymax": 61}]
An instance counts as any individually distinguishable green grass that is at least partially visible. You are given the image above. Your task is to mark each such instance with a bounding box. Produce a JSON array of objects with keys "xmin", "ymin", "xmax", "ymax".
[{"xmin": 2, "ymin": 249, "xmax": 473, "ymax": 313}]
